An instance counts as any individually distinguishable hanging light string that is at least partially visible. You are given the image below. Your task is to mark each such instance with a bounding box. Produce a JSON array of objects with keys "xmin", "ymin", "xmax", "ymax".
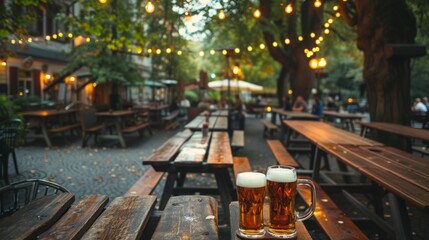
[{"xmin": 7, "ymin": 1, "xmax": 341, "ymax": 59}]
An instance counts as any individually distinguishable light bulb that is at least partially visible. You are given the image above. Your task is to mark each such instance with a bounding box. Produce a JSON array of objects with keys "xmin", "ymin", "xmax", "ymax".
[
  {"xmin": 218, "ymin": 9, "xmax": 225, "ymax": 20},
  {"xmin": 285, "ymin": 3, "xmax": 293, "ymax": 14},
  {"xmin": 253, "ymin": 9, "xmax": 261, "ymax": 18},
  {"xmin": 145, "ymin": 1, "xmax": 155, "ymax": 14}
]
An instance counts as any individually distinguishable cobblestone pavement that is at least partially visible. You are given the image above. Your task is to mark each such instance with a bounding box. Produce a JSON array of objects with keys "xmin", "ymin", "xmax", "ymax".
[{"xmin": 2, "ymin": 116, "xmax": 428, "ymax": 239}]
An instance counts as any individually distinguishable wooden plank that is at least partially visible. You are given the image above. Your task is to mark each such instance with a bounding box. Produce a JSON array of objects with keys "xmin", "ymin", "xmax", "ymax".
[
  {"xmin": 125, "ymin": 167, "xmax": 164, "ymax": 196},
  {"xmin": 122, "ymin": 123, "xmax": 149, "ymax": 134},
  {"xmin": 213, "ymin": 116, "xmax": 228, "ymax": 131},
  {"xmin": 0, "ymin": 193, "xmax": 75, "ymax": 240},
  {"xmin": 184, "ymin": 116, "xmax": 205, "ymax": 130},
  {"xmin": 322, "ymin": 144, "xmax": 429, "ymax": 211},
  {"xmin": 175, "ymin": 132, "xmax": 211, "ymax": 165},
  {"xmin": 261, "ymin": 119, "xmax": 277, "ymax": 129},
  {"xmin": 82, "ymin": 196, "xmax": 157, "ymax": 240},
  {"xmin": 151, "ymin": 196, "xmax": 218, "ymax": 239},
  {"xmin": 266, "ymin": 140, "xmax": 300, "ymax": 168},
  {"xmin": 359, "ymin": 122, "xmax": 429, "ymax": 143},
  {"xmin": 232, "ymin": 157, "xmax": 252, "ymax": 179},
  {"xmin": 231, "ymin": 130, "xmax": 245, "ymax": 148},
  {"xmin": 206, "ymin": 132, "xmax": 234, "ymax": 166},
  {"xmin": 229, "ymin": 201, "xmax": 312, "ymax": 240},
  {"xmin": 38, "ymin": 195, "xmax": 108, "ymax": 240},
  {"xmin": 144, "ymin": 130, "xmax": 193, "ymax": 164},
  {"xmin": 297, "ymin": 176, "xmax": 369, "ymax": 240}
]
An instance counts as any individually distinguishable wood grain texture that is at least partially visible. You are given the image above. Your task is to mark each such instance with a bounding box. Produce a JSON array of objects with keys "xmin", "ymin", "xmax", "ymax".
[
  {"xmin": 231, "ymin": 130, "xmax": 245, "ymax": 148},
  {"xmin": 324, "ymin": 144, "xmax": 429, "ymax": 211},
  {"xmin": 232, "ymin": 157, "xmax": 252, "ymax": 179},
  {"xmin": 229, "ymin": 202, "xmax": 312, "ymax": 240},
  {"xmin": 152, "ymin": 196, "xmax": 218, "ymax": 239},
  {"xmin": 144, "ymin": 130, "xmax": 193, "ymax": 163},
  {"xmin": 298, "ymin": 176, "xmax": 369, "ymax": 240},
  {"xmin": 359, "ymin": 121, "xmax": 429, "ymax": 142},
  {"xmin": 125, "ymin": 167, "xmax": 164, "ymax": 196},
  {"xmin": 206, "ymin": 132, "xmax": 233, "ymax": 166},
  {"xmin": 266, "ymin": 140, "xmax": 300, "ymax": 168},
  {"xmin": 82, "ymin": 196, "xmax": 157, "ymax": 240},
  {"xmin": 175, "ymin": 132, "xmax": 211, "ymax": 165},
  {"xmin": 0, "ymin": 193, "xmax": 75, "ymax": 240},
  {"xmin": 38, "ymin": 195, "xmax": 108, "ymax": 240},
  {"xmin": 284, "ymin": 120, "xmax": 382, "ymax": 146},
  {"xmin": 213, "ymin": 117, "xmax": 228, "ymax": 130}
]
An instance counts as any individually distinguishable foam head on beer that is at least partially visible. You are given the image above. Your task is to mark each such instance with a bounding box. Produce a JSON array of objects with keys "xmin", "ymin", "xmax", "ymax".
[
  {"xmin": 236, "ymin": 172, "xmax": 266, "ymax": 188},
  {"xmin": 267, "ymin": 167, "xmax": 297, "ymax": 183}
]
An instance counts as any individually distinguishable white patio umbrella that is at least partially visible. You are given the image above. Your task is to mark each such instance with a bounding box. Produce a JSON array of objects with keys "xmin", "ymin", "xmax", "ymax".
[{"xmin": 208, "ymin": 79, "xmax": 264, "ymax": 92}]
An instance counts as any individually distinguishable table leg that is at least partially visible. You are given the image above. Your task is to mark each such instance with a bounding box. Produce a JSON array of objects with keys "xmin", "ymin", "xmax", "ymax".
[
  {"xmin": 387, "ymin": 193, "xmax": 413, "ymax": 240},
  {"xmin": 311, "ymin": 147, "xmax": 323, "ymax": 181},
  {"xmin": 159, "ymin": 172, "xmax": 178, "ymax": 210},
  {"xmin": 1, "ymin": 151, "xmax": 10, "ymax": 185},
  {"xmin": 41, "ymin": 121, "xmax": 52, "ymax": 147},
  {"xmin": 214, "ymin": 168, "xmax": 234, "ymax": 225},
  {"xmin": 114, "ymin": 121, "xmax": 127, "ymax": 148}
]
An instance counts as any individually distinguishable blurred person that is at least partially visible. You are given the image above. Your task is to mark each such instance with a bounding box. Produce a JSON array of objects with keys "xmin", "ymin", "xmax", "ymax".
[
  {"xmin": 423, "ymin": 97, "xmax": 429, "ymax": 110},
  {"xmin": 282, "ymin": 95, "xmax": 292, "ymax": 111},
  {"xmin": 412, "ymin": 98, "xmax": 427, "ymax": 112},
  {"xmin": 326, "ymin": 96, "xmax": 338, "ymax": 111},
  {"xmin": 197, "ymin": 97, "xmax": 210, "ymax": 109},
  {"xmin": 292, "ymin": 96, "xmax": 308, "ymax": 112},
  {"xmin": 217, "ymin": 97, "xmax": 228, "ymax": 109},
  {"xmin": 311, "ymin": 95, "xmax": 324, "ymax": 117}
]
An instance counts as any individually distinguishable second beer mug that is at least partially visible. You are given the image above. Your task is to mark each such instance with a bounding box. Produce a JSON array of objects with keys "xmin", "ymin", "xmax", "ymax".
[{"xmin": 266, "ymin": 165, "xmax": 316, "ymax": 238}]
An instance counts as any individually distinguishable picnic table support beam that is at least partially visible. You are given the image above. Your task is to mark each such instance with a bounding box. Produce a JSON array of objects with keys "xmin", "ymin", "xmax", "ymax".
[
  {"xmin": 159, "ymin": 172, "xmax": 178, "ymax": 210},
  {"xmin": 214, "ymin": 168, "xmax": 234, "ymax": 226},
  {"xmin": 311, "ymin": 147, "xmax": 323, "ymax": 181},
  {"xmin": 388, "ymin": 193, "xmax": 413, "ymax": 240}
]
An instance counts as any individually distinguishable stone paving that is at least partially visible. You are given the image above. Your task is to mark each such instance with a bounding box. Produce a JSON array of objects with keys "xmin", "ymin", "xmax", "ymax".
[{"xmin": 2, "ymin": 116, "xmax": 428, "ymax": 239}]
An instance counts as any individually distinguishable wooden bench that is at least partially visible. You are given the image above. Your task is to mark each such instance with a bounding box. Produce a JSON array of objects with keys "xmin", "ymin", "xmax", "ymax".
[
  {"xmin": 231, "ymin": 130, "xmax": 245, "ymax": 152},
  {"xmin": 122, "ymin": 122, "xmax": 151, "ymax": 137},
  {"xmin": 232, "ymin": 156, "xmax": 252, "ymax": 179},
  {"xmin": 162, "ymin": 111, "xmax": 180, "ymax": 130},
  {"xmin": 261, "ymin": 119, "xmax": 278, "ymax": 138},
  {"xmin": 125, "ymin": 167, "xmax": 165, "ymax": 196},
  {"xmin": 297, "ymin": 176, "xmax": 368, "ymax": 240},
  {"xmin": 266, "ymin": 140, "xmax": 300, "ymax": 168},
  {"xmin": 48, "ymin": 123, "xmax": 80, "ymax": 135}
]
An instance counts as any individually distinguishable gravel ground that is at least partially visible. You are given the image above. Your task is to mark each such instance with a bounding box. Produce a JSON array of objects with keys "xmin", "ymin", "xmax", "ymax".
[{"xmin": 2, "ymin": 115, "xmax": 428, "ymax": 239}]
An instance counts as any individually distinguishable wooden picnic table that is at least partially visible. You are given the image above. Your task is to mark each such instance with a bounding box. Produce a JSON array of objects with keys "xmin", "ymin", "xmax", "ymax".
[
  {"xmin": 323, "ymin": 110, "xmax": 365, "ymax": 132},
  {"xmin": 0, "ymin": 193, "xmax": 219, "ymax": 239},
  {"xmin": 143, "ymin": 129, "xmax": 234, "ymax": 223},
  {"xmin": 271, "ymin": 108, "xmax": 320, "ymax": 124},
  {"xmin": 359, "ymin": 121, "xmax": 429, "ymax": 142},
  {"xmin": 185, "ymin": 115, "xmax": 228, "ymax": 131},
  {"xmin": 96, "ymin": 110, "xmax": 136, "ymax": 148},
  {"xmin": 200, "ymin": 110, "xmax": 229, "ymax": 117},
  {"xmin": 283, "ymin": 120, "xmax": 429, "ymax": 240},
  {"xmin": 21, "ymin": 109, "xmax": 80, "ymax": 147}
]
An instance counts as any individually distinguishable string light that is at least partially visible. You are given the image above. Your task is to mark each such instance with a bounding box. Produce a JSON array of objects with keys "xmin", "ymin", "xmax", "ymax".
[
  {"xmin": 166, "ymin": 48, "xmax": 172, "ymax": 54},
  {"xmin": 145, "ymin": 1, "xmax": 155, "ymax": 14},
  {"xmin": 247, "ymin": 46, "xmax": 253, "ymax": 51},
  {"xmin": 285, "ymin": 38, "xmax": 291, "ymax": 44},
  {"xmin": 148, "ymin": 49, "xmax": 153, "ymax": 54},
  {"xmin": 99, "ymin": 0, "xmax": 107, "ymax": 3},
  {"xmin": 156, "ymin": 49, "xmax": 161, "ymax": 54},
  {"xmin": 1, "ymin": 61, "xmax": 6, "ymax": 66},
  {"xmin": 210, "ymin": 49, "xmax": 215, "ymax": 55},
  {"xmin": 324, "ymin": 29, "xmax": 330, "ymax": 34},
  {"xmin": 314, "ymin": 0, "xmax": 322, "ymax": 8},
  {"xmin": 177, "ymin": 50, "xmax": 182, "ymax": 55},
  {"xmin": 52, "ymin": 34, "xmax": 57, "ymax": 39},
  {"xmin": 218, "ymin": 9, "xmax": 225, "ymax": 20},
  {"xmin": 285, "ymin": 3, "xmax": 293, "ymax": 14},
  {"xmin": 333, "ymin": 5, "xmax": 339, "ymax": 11},
  {"xmin": 335, "ymin": 12, "xmax": 341, "ymax": 17},
  {"xmin": 234, "ymin": 48, "xmax": 240, "ymax": 53},
  {"xmin": 298, "ymin": 36, "xmax": 303, "ymax": 41},
  {"xmin": 199, "ymin": 51, "xmax": 205, "ymax": 56},
  {"xmin": 253, "ymin": 9, "xmax": 261, "ymax": 18},
  {"xmin": 310, "ymin": 32, "xmax": 316, "ymax": 38},
  {"xmin": 68, "ymin": 33, "xmax": 73, "ymax": 38},
  {"xmin": 272, "ymin": 41, "xmax": 278, "ymax": 47},
  {"xmin": 259, "ymin": 43, "xmax": 265, "ymax": 49}
]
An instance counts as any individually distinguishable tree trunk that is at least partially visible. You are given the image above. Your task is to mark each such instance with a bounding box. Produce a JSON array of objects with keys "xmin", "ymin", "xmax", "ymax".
[
  {"xmin": 276, "ymin": 67, "xmax": 287, "ymax": 105},
  {"xmin": 355, "ymin": 0, "xmax": 416, "ymax": 149},
  {"xmin": 289, "ymin": 49, "xmax": 314, "ymax": 102}
]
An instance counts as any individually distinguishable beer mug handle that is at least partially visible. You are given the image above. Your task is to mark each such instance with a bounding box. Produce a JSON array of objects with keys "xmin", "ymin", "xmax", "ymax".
[{"xmin": 296, "ymin": 179, "xmax": 316, "ymax": 221}]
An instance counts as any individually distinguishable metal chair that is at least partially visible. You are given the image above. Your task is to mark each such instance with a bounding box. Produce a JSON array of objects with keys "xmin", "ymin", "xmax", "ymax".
[
  {"xmin": 0, "ymin": 119, "xmax": 22, "ymax": 185},
  {"xmin": 0, "ymin": 179, "xmax": 69, "ymax": 218}
]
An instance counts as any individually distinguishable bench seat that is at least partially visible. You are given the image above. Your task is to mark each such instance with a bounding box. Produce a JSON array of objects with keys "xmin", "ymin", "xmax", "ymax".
[
  {"xmin": 162, "ymin": 111, "xmax": 179, "ymax": 130},
  {"xmin": 232, "ymin": 156, "xmax": 252, "ymax": 179},
  {"xmin": 266, "ymin": 140, "xmax": 300, "ymax": 168},
  {"xmin": 126, "ymin": 167, "xmax": 164, "ymax": 196},
  {"xmin": 412, "ymin": 146, "xmax": 429, "ymax": 157},
  {"xmin": 297, "ymin": 176, "xmax": 368, "ymax": 240},
  {"xmin": 261, "ymin": 119, "xmax": 278, "ymax": 139},
  {"xmin": 231, "ymin": 130, "xmax": 245, "ymax": 152},
  {"xmin": 48, "ymin": 123, "xmax": 80, "ymax": 134},
  {"xmin": 122, "ymin": 122, "xmax": 150, "ymax": 137}
]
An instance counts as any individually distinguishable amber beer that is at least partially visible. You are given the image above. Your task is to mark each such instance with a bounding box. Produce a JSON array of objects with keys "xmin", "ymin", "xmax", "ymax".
[
  {"xmin": 236, "ymin": 172, "xmax": 266, "ymax": 237},
  {"xmin": 267, "ymin": 166, "xmax": 316, "ymax": 238}
]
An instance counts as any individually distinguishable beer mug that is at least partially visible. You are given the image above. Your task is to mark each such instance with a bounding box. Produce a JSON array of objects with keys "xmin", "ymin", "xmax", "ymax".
[
  {"xmin": 236, "ymin": 172, "xmax": 267, "ymax": 237},
  {"xmin": 266, "ymin": 165, "xmax": 316, "ymax": 238}
]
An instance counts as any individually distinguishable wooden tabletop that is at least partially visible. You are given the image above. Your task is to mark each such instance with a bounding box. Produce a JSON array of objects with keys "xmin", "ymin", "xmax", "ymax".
[
  {"xmin": 284, "ymin": 120, "xmax": 382, "ymax": 146},
  {"xmin": 320, "ymin": 144, "xmax": 429, "ymax": 211},
  {"xmin": 185, "ymin": 116, "xmax": 228, "ymax": 131},
  {"xmin": 359, "ymin": 121, "xmax": 429, "ymax": 142},
  {"xmin": 96, "ymin": 110, "xmax": 135, "ymax": 117},
  {"xmin": 200, "ymin": 110, "xmax": 229, "ymax": 117},
  {"xmin": 21, "ymin": 109, "xmax": 77, "ymax": 117},
  {"xmin": 0, "ymin": 194, "xmax": 219, "ymax": 240},
  {"xmin": 323, "ymin": 110, "xmax": 365, "ymax": 120},
  {"xmin": 272, "ymin": 108, "xmax": 320, "ymax": 120}
]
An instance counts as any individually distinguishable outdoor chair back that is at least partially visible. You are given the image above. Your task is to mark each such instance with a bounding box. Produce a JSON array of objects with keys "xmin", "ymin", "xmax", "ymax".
[
  {"xmin": 0, "ymin": 179, "xmax": 69, "ymax": 218},
  {"xmin": 1, "ymin": 119, "xmax": 22, "ymax": 184}
]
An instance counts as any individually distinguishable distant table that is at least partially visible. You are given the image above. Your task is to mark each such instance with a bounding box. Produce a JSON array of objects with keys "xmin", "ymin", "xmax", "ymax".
[
  {"xmin": 323, "ymin": 110, "xmax": 365, "ymax": 132},
  {"xmin": 148, "ymin": 104, "xmax": 169, "ymax": 128},
  {"xmin": 283, "ymin": 120, "xmax": 429, "ymax": 239},
  {"xmin": 21, "ymin": 109, "xmax": 79, "ymax": 147},
  {"xmin": 271, "ymin": 108, "xmax": 320, "ymax": 124},
  {"xmin": 359, "ymin": 121, "xmax": 429, "ymax": 142},
  {"xmin": 143, "ymin": 129, "xmax": 234, "ymax": 223},
  {"xmin": 185, "ymin": 116, "xmax": 228, "ymax": 131},
  {"xmin": 200, "ymin": 110, "xmax": 229, "ymax": 117},
  {"xmin": 0, "ymin": 193, "xmax": 219, "ymax": 239},
  {"xmin": 96, "ymin": 110, "xmax": 135, "ymax": 148}
]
